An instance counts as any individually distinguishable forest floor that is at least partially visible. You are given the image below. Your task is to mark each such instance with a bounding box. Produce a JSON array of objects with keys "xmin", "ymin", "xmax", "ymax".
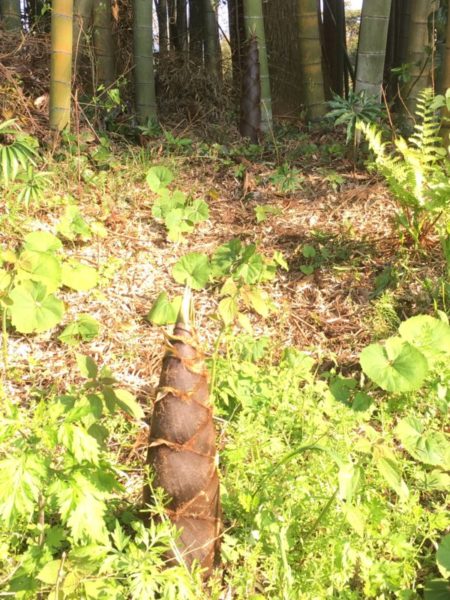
[{"xmin": 2, "ymin": 121, "xmax": 445, "ymax": 409}]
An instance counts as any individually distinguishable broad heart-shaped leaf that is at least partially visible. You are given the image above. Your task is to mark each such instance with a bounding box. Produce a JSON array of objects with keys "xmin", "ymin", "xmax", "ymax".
[
  {"xmin": 172, "ymin": 252, "xmax": 210, "ymax": 290},
  {"xmin": 395, "ymin": 417, "xmax": 450, "ymax": 467},
  {"xmin": 58, "ymin": 314, "xmax": 100, "ymax": 346},
  {"xmin": 146, "ymin": 292, "xmax": 182, "ymax": 325},
  {"xmin": 23, "ymin": 231, "xmax": 62, "ymax": 253},
  {"xmin": 399, "ymin": 315, "xmax": 450, "ymax": 363},
  {"xmin": 360, "ymin": 337, "xmax": 428, "ymax": 392},
  {"xmin": 16, "ymin": 250, "xmax": 62, "ymax": 293},
  {"xmin": 9, "ymin": 282, "xmax": 65, "ymax": 333},
  {"xmin": 62, "ymin": 262, "xmax": 98, "ymax": 291},
  {"xmin": 437, "ymin": 534, "xmax": 450, "ymax": 579},
  {"xmin": 146, "ymin": 165, "xmax": 174, "ymax": 193},
  {"xmin": 218, "ymin": 296, "xmax": 238, "ymax": 325}
]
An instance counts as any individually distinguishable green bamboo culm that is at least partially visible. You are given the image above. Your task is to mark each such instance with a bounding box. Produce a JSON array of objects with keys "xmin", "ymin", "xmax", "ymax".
[
  {"xmin": 1, "ymin": 0, "xmax": 22, "ymax": 31},
  {"xmin": 73, "ymin": 0, "xmax": 93, "ymax": 76},
  {"xmin": 243, "ymin": 0, "xmax": 272, "ymax": 132},
  {"xmin": 50, "ymin": 0, "xmax": 74, "ymax": 131},
  {"xmin": 203, "ymin": 0, "xmax": 222, "ymax": 78},
  {"xmin": 133, "ymin": 0, "xmax": 158, "ymax": 125},
  {"xmin": 93, "ymin": 0, "xmax": 115, "ymax": 88},
  {"xmin": 402, "ymin": 0, "xmax": 435, "ymax": 115},
  {"xmin": 297, "ymin": 0, "xmax": 326, "ymax": 120},
  {"xmin": 355, "ymin": 0, "xmax": 392, "ymax": 101}
]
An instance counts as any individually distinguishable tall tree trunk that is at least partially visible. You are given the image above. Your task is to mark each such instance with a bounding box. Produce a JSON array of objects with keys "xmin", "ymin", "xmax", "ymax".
[
  {"xmin": 243, "ymin": 0, "xmax": 272, "ymax": 131},
  {"xmin": 1, "ymin": 0, "xmax": 22, "ymax": 30},
  {"xmin": 297, "ymin": 0, "xmax": 326, "ymax": 119},
  {"xmin": 263, "ymin": 0, "xmax": 302, "ymax": 117},
  {"xmin": 228, "ymin": 0, "xmax": 245, "ymax": 91},
  {"xmin": 355, "ymin": 0, "xmax": 392, "ymax": 101},
  {"xmin": 402, "ymin": 0, "xmax": 434, "ymax": 114},
  {"xmin": 189, "ymin": 0, "xmax": 203, "ymax": 62},
  {"xmin": 155, "ymin": 0, "xmax": 169, "ymax": 57},
  {"xmin": 50, "ymin": 0, "xmax": 74, "ymax": 131},
  {"xmin": 93, "ymin": 0, "xmax": 115, "ymax": 88},
  {"xmin": 176, "ymin": 0, "xmax": 188, "ymax": 54},
  {"xmin": 168, "ymin": 0, "xmax": 177, "ymax": 51},
  {"xmin": 189, "ymin": 0, "xmax": 203, "ymax": 61},
  {"xmin": 322, "ymin": 0, "xmax": 346, "ymax": 97},
  {"xmin": 133, "ymin": 0, "xmax": 158, "ymax": 124},
  {"xmin": 203, "ymin": 0, "xmax": 221, "ymax": 78}
]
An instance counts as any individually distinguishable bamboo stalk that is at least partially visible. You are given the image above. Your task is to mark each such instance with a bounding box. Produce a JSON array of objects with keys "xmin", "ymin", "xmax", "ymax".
[
  {"xmin": 297, "ymin": 0, "xmax": 326, "ymax": 119},
  {"xmin": 93, "ymin": 0, "xmax": 115, "ymax": 88},
  {"xmin": 243, "ymin": 0, "xmax": 272, "ymax": 131},
  {"xmin": 50, "ymin": 0, "xmax": 74, "ymax": 131},
  {"xmin": 133, "ymin": 0, "xmax": 158, "ymax": 125},
  {"xmin": 355, "ymin": 0, "xmax": 392, "ymax": 101}
]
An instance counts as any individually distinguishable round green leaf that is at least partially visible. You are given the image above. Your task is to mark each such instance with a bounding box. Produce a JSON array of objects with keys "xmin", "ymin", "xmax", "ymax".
[
  {"xmin": 16, "ymin": 250, "xmax": 62, "ymax": 293},
  {"xmin": 9, "ymin": 283, "xmax": 65, "ymax": 333},
  {"xmin": 146, "ymin": 165, "xmax": 174, "ymax": 193},
  {"xmin": 23, "ymin": 231, "xmax": 62, "ymax": 253},
  {"xmin": 360, "ymin": 337, "xmax": 429, "ymax": 392},
  {"xmin": 62, "ymin": 262, "xmax": 98, "ymax": 291},
  {"xmin": 437, "ymin": 534, "xmax": 450, "ymax": 579},
  {"xmin": 399, "ymin": 315, "xmax": 450, "ymax": 362},
  {"xmin": 172, "ymin": 253, "xmax": 210, "ymax": 290}
]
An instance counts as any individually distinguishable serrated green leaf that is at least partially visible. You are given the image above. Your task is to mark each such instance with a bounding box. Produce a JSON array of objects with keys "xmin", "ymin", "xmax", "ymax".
[
  {"xmin": 218, "ymin": 296, "xmax": 238, "ymax": 325},
  {"xmin": 0, "ymin": 453, "xmax": 47, "ymax": 525},
  {"xmin": 58, "ymin": 314, "xmax": 100, "ymax": 346},
  {"xmin": 243, "ymin": 287, "xmax": 270, "ymax": 317},
  {"xmin": 62, "ymin": 262, "xmax": 98, "ymax": 291},
  {"xmin": 360, "ymin": 337, "xmax": 429, "ymax": 392},
  {"xmin": 76, "ymin": 354, "xmax": 98, "ymax": 379},
  {"xmin": 172, "ymin": 252, "xmax": 210, "ymax": 290},
  {"xmin": 37, "ymin": 560, "xmax": 62, "ymax": 585},
  {"xmin": 57, "ymin": 206, "xmax": 92, "ymax": 241},
  {"xmin": 58, "ymin": 423, "xmax": 100, "ymax": 464},
  {"xmin": 9, "ymin": 283, "xmax": 65, "ymax": 333},
  {"xmin": 114, "ymin": 388, "xmax": 144, "ymax": 420}
]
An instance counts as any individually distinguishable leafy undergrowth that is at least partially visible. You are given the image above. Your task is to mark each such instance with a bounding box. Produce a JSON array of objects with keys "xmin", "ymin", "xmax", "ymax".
[{"xmin": 0, "ymin": 118, "xmax": 449, "ymax": 599}]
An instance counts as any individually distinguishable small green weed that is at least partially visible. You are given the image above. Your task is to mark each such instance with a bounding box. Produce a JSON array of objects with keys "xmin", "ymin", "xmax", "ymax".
[{"xmin": 146, "ymin": 166, "xmax": 209, "ymax": 242}]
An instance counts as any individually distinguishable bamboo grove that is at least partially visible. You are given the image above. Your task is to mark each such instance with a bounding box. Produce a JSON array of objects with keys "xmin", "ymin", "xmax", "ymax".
[
  {"xmin": 1, "ymin": 0, "xmax": 450, "ymax": 581},
  {"xmin": 1, "ymin": 0, "xmax": 449, "ymax": 137}
]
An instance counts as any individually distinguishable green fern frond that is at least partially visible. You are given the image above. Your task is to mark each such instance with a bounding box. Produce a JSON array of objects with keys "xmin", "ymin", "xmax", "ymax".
[{"xmin": 358, "ymin": 90, "xmax": 450, "ymax": 244}]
